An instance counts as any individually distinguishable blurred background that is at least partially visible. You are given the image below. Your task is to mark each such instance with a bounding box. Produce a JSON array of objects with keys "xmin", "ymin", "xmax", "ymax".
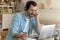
[{"xmin": 0, "ymin": 0, "xmax": 60, "ymax": 40}]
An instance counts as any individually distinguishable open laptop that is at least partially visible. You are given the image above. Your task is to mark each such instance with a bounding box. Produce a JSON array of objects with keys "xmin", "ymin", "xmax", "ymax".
[{"xmin": 39, "ymin": 24, "xmax": 56, "ymax": 39}]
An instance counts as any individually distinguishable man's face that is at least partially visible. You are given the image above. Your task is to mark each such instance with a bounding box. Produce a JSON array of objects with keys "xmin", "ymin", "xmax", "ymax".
[{"xmin": 26, "ymin": 5, "xmax": 37, "ymax": 17}]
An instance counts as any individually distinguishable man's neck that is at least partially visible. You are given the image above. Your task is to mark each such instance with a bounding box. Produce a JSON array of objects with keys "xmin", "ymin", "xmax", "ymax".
[{"xmin": 25, "ymin": 12, "xmax": 30, "ymax": 19}]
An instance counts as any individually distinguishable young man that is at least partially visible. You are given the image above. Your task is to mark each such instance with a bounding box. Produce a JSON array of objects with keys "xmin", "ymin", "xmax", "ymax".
[{"xmin": 5, "ymin": 1, "xmax": 41, "ymax": 40}]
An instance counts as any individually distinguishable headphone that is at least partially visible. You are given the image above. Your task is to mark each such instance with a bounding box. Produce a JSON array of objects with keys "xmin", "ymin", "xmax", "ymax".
[
  {"xmin": 24, "ymin": 7, "xmax": 27, "ymax": 11},
  {"xmin": 24, "ymin": 5, "xmax": 28, "ymax": 11},
  {"xmin": 24, "ymin": 1, "xmax": 37, "ymax": 11},
  {"xmin": 24, "ymin": 2, "xmax": 30, "ymax": 11}
]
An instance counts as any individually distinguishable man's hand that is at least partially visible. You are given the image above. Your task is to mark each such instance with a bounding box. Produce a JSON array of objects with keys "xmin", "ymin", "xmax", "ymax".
[
  {"xmin": 22, "ymin": 32, "xmax": 28, "ymax": 40},
  {"xmin": 33, "ymin": 13, "xmax": 38, "ymax": 17},
  {"xmin": 33, "ymin": 13, "xmax": 40, "ymax": 19},
  {"xmin": 13, "ymin": 32, "xmax": 28, "ymax": 40}
]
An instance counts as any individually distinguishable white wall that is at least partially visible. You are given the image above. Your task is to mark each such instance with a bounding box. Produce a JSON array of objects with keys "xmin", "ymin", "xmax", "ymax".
[
  {"xmin": 33, "ymin": 0, "xmax": 60, "ymax": 27},
  {"xmin": 39, "ymin": 9, "xmax": 60, "ymax": 24},
  {"xmin": 51, "ymin": 0, "xmax": 60, "ymax": 9}
]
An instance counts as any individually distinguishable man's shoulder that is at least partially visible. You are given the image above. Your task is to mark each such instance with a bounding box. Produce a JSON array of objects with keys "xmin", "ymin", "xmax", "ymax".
[{"xmin": 15, "ymin": 11, "xmax": 24, "ymax": 17}]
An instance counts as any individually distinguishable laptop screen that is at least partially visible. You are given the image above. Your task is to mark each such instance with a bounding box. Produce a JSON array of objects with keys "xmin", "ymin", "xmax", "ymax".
[{"xmin": 39, "ymin": 24, "xmax": 56, "ymax": 39}]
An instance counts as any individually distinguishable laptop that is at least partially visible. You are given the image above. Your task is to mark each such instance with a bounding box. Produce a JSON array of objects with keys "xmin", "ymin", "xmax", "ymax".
[{"xmin": 39, "ymin": 24, "xmax": 56, "ymax": 39}]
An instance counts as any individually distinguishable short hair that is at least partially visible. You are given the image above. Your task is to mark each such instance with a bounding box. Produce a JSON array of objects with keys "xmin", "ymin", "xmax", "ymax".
[{"xmin": 24, "ymin": 1, "xmax": 37, "ymax": 11}]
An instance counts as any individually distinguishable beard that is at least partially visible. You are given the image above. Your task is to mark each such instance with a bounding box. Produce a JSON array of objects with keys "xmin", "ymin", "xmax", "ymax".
[{"xmin": 27, "ymin": 13, "xmax": 34, "ymax": 17}]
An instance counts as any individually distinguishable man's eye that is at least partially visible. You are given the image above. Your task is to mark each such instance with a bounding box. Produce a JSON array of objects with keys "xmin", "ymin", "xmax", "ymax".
[
  {"xmin": 35, "ymin": 10, "xmax": 37, "ymax": 11},
  {"xmin": 31, "ymin": 10, "xmax": 33, "ymax": 11}
]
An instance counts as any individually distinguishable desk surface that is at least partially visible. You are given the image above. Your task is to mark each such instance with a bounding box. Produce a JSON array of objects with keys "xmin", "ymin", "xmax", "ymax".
[{"xmin": 39, "ymin": 38, "xmax": 54, "ymax": 40}]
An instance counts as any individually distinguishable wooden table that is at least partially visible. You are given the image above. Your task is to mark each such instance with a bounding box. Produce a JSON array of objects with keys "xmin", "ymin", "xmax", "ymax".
[
  {"xmin": 39, "ymin": 38, "xmax": 54, "ymax": 40},
  {"xmin": 1, "ymin": 29, "xmax": 8, "ymax": 40}
]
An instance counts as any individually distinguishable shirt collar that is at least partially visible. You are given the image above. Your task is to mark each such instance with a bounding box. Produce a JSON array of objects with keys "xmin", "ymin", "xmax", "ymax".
[{"xmin": 22, "ymin": 11, "xmax": 28, "ymax": 21}]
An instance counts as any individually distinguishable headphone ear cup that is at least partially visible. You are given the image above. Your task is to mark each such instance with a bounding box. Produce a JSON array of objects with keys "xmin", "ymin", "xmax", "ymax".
[
  {"xmin": 24, "ymin": 7, "xmax": 26, "ymax": 10},
  {"xmin": 24, "ymin": 7, "xmax": 27, "ymax": 10}
]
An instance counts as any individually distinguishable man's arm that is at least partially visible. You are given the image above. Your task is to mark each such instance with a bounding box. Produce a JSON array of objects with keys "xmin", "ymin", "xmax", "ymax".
[
  {"xmin": 10, "ymin": 14, "xmax": 27, "ymax": 40},
  {"xmin": 34, "ymin": 13, "xmax": 41, "ymax": 32},
  {"xmin": 13, "ymin": 33, "xmax": 22, "ymax": 38},
  {"xmin": 13, "ymin": 32, "xmax": 27, "ymax": 40}
]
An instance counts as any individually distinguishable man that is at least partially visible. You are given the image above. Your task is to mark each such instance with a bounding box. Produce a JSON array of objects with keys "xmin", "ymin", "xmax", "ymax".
[{"xmin": 5, "ymin": 1, "xmax": 41, "ymax": 40}]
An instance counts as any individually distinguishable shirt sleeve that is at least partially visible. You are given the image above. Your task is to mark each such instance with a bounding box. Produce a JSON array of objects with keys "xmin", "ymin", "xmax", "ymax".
[
  {"xmin": 10, "ymin": 14, "xmax": 21, "ymax": 36},
  {"xmin": 28, "ymin": 17, "xmax": 36, "ymax": 36},
  {"xmin": 31, "ymin": 17, "xmax": 40, "ymax": 35}
]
